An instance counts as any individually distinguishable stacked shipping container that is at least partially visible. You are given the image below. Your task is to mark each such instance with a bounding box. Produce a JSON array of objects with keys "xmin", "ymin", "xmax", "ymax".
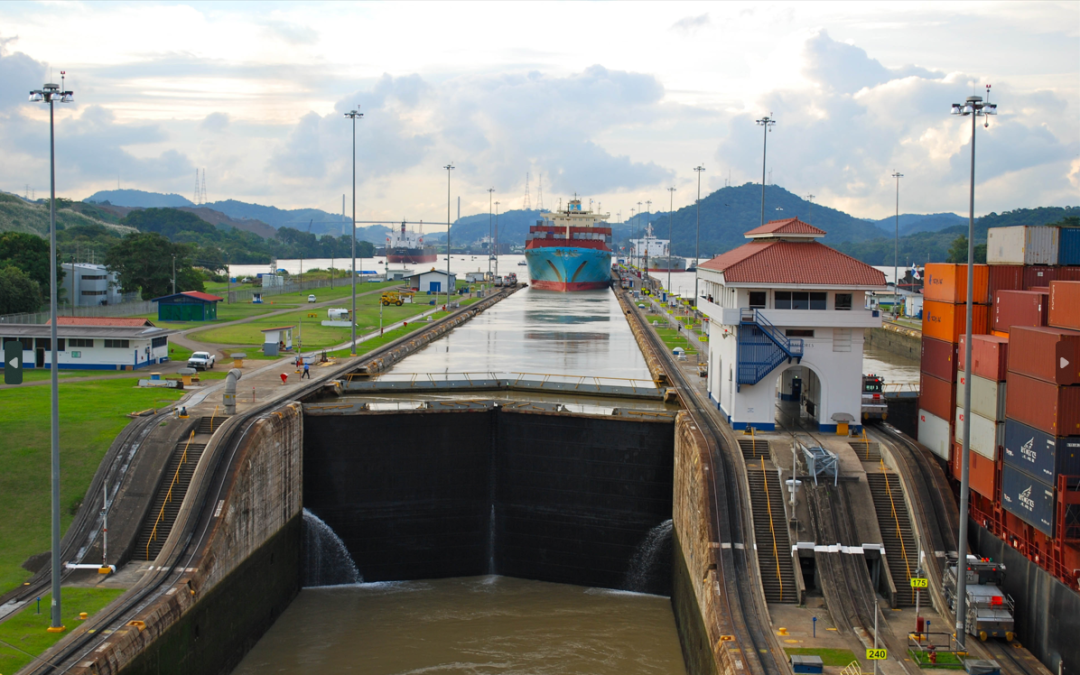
[{"xmin": 926, "ymin": 225, "xmax": 1080, "ymax": 591}]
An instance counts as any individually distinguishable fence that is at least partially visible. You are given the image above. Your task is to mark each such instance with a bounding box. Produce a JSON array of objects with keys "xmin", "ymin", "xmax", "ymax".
[
  {"xmin": 227, "ymin": 276, "xmax": 383, "ymax": 303},
  {"xmin": 0, "ymin": 299, "xmax": 158, "ymax": 325}
]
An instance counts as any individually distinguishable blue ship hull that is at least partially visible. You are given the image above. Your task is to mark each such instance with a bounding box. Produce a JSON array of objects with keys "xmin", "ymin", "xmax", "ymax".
[{"xmin": 524, "ymin": 246, "xmax": 612, "ymax": 291}]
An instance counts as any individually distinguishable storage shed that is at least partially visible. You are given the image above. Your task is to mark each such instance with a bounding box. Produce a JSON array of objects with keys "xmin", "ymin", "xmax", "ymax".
[
  {"xmin": 406, "ymin": 269, "xmax": 457, "ymax": 294},
  {"xmin": 261, "ymin": 326, "xmax": 294, "ymax": 356},
  {"xmin": 0, "ymin": 324, "xmax": 177, "ymax": 370},
  {"xmin": 153, "ymin": 291, "xmax": 224, "ymax": 322}
]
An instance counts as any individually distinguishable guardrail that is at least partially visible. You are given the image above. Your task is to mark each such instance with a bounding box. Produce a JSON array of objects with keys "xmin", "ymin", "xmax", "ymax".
[{"xmin": 341, "ymin": 371, "xmax": 662, "ymax": 398}]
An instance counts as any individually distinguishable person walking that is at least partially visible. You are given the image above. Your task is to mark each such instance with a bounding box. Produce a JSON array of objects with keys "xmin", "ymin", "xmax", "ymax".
[{"xmin": 301, "ymin": 361, "xmax": 311, "ymax": 379}]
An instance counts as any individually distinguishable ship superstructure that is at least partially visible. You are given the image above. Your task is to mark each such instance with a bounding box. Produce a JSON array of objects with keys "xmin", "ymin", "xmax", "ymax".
[
  {"xmin": 386, "ymin": 221, "xmax": 437, "ymax": 264},
  {"xmin": 524, "ymin": 199, "xmax": 612, "ymax": 291},
  {"xmin": 631, "ymin": 223, "xmax": 684, "ymax": 272}
]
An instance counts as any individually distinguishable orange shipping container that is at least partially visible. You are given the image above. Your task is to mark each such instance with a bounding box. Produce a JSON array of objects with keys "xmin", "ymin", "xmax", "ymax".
[
  {"xmin": 951, "ymin": 442, "xmax": 997, "ymax": 499},
  {"xmin": 1049, "ymin": 280, "xmax": 1080, "ymax": 331},
  {"xmin": 923, "ymin": 263, "xmax": 990, "ymax": 304},
  {"xmin": 922, "ymin": 300, "xmax": 991, "ymax": 343}
]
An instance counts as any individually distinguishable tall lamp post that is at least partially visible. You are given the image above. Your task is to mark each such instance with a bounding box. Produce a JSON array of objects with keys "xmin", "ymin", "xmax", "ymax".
[
  {"xmin": 693, "ymin": 165, "xmax": 705, "ymax": 305},
  {"xmin": 950, "ymin": 88, "xmax": 996, "ymax": 651},
  {"xmin": 629, "ymin": 208, "xmax": 635, "ymax": 268},
  {"xmin": 29, "ymin": 75, "xmax": 73, "ymax": 634},
  {"xmin": 488, "ymin": 187, "xmax": 495, "ymax": 278},
  {"xmin": 445, "ymin": 163, "xmax": 455, "ymax": 308},
  {"xmin": 344, "ymin": 107, "xmax": 363, "ymax": 354},
  {"xmin": 667, "ymin": 186, "xmax": 676, "ymax": 295},
  {"xmin": 891, "ymin": 171, "xmax": 903, "ymax": 317},
  {"xmin": 636, "ymin": 202, "xmax": 643, "ymax": 269},
  {"xmin": 755, "ymin": 115, "xmax": 776, "ymax": 226},
  {"xmin": 494, "ymin": 201, "xmax": 501, "ymax": 280},
  {"xmin": 645, "ymin": 200, "xmax": 652, "ymax": 280}
]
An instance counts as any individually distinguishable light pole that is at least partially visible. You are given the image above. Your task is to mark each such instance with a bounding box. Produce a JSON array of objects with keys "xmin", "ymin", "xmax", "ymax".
[
  {"xmin": 667, "ymin": 186, "xmax": 676, "ymax": 296},
  {"xmin": 693, "ymin": 165, "xmax": 705, "ymax": 305},
  {"xmin": 756, "ymin": 115, "xmax": 776, "ymax": 226},
  {"xmin": 445, "ymin": 163, "xmax": 455, "ymax": 308},
  {"xmin": 629, "ymin": 208, "xmax": 636, "ymax": 268},
  {"xmin": 636, "ymin": 202, "xmax": 643, "ymax": 269},
  {"xmin": 949, "ymin": 87, "xmax": 996, "ymax": 651},
  {"xmin": 645, "ymin": 200, "xmax": 652, "ymax": 280},
  {"xmin": 488, "ymin": 187, "xmax": 495, "ymax": 278},
  {"xmin": 892, "ymin": 171, "xmax": 903, "ymax": 316},
  {"xmin": 29, "ymin": 74, "xmax": 73, "ymax": 634},
  {"xmin": 494, "ymin": 201, "xmax": 501, "ymax": 280},
  {"xmin": 344, "ymin": 107, "xmax": 363, "ymax": 355}
]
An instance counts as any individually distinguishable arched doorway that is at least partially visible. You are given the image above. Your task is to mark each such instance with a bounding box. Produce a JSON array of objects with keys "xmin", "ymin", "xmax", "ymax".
[{"xmin": 773, "ymin": 363, "xmax": 825, "ymax": 431}]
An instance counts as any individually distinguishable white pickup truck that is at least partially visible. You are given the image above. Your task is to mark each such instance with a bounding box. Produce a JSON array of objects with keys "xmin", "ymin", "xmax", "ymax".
[{"xmin": 187, "ymin": 351, "xmax": 216, "ymax": 370}]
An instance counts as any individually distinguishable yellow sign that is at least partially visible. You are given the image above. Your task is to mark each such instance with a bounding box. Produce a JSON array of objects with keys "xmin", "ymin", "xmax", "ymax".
[
  {"xmin": 866, "ymin": 649, "xmax": 887, "ymax": 660},
  {"xmin": 910, "ymin": 577, "xmax": 929, "ymax": 589}
]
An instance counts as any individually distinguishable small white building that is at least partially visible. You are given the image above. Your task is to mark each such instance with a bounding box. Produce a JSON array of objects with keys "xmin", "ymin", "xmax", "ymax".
[
  {"xmin": 465, "ymin": 271, "xmax": 488, "ymax": 283},
  {"xmin": 60, "ymin": 263, "xmax": 137, "ymax": 307},
  {"xmin": 0, "ymin": 324, "xmax": 177, "ymax": 370},
  {"xmin": 406, "ymin": 269, "xmax": 457, "ymax": 294},
  {"xmin": 260, "ymin": 326, "xmax": 294, "ymax": 356},
  {"xmin": 695, "ymin": 219, "xmax": 886, "ymax": 433}
]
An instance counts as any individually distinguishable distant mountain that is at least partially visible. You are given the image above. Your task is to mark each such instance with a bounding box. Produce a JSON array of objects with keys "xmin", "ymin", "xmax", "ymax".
[
  {"xmin": 85, "ymin": 189, "xmax": 194, "ymax": 208},
  {"xmin": 867, "ymin": 213, "xmax": 967, "ymax": 237}
]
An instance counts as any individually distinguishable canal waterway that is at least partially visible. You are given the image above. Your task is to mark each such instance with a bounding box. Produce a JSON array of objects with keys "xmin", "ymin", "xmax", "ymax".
[{"xmin": 230, "ymin": 577, "xmax": 686, "ymax": 675}]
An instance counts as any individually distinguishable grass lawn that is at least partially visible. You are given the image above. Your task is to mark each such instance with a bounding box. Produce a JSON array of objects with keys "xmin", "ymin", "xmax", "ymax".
[
  {"xmin": 652, "ymin": 325, "xmax": 698, "ymax": 355},
  {"xmin": 783, "ymin": 647, "xmax": 859, "ymax": 667},
  {"xmin": 326, "ymin": 310, "xmax": 454, "ymax": 359},
  {"xmin": 0, "ymin": 587, "xmax": 126, "ymax": 674},
  {"xmin": 909, "ymin": 649, "xmax": 965, "ymax": 669},
  {"xmin": 0, "ymin": 379, "xmax": 185, "ymax": 594},
  {"xmin": 16, "ymin": 370, "xmax": 116, "ymax": 383}
]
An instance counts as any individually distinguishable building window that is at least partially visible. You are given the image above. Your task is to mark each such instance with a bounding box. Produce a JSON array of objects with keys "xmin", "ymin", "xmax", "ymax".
[
  {"xmin": 81, "ymin": 290, "xmax": 108, "ymax": 296},
  {"xmin": 69, "ymin": 338, "xmax": 93, "ymax": 348},
  {"xmin": 835, "ymin": 293, "xmax": 853, "ymax": 310},
  {"xmin": 104, "ymin": 339, "xmax": 130, "ymax": 349},
  {"xmin": 749, "ymin": 291, "xmax": 767, "ymax": 308},
  {"xmin": 776, "ymin": 291, "xmax": 828, "ymax": 310},
  {"xmin": 151, "ymin": 337, "xmax": 167, "ymax": 348},
  {"xmin": 786, "ymin": 329, "xmax": 814, "ymax": 337},
  {"xmin": 81, "ymin": 275, "xmax": 107, "ymax": 281},
  {"xmin": 2, "ymin": 337, "xmax": 27, "ymax": 350},
  {"xmin": 809, "ymin": 292, "xmax": 827, "ymax": 310},
  {"xmin": 775, "ymin": 291, "xmax": 791, "ymax": 309}
]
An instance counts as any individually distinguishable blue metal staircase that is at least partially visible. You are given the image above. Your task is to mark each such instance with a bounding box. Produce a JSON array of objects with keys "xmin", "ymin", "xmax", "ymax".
[{"xmin": 736, "ymin": 309, "xmax": 803, "ymax": 388}]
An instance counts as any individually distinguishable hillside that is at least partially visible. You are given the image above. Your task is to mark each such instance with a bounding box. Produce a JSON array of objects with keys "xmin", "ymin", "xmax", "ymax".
[
  {"xmin": 0, "ymin": 192, "xmax": 136, "ymax": 237},
  {"xmin": 866, "ymin": 212, "xmax": 967, "ymax": 237},
  {"xmin": 85, "ymin": 189, "xmax": 193, "ymax": 208}
]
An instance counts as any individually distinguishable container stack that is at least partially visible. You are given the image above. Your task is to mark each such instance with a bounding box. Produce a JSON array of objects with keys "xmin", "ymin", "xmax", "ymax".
[
  {"xmin": 952, "ymin": 333, "xmax": 1009, "ymax": 499},
  {"xmin": 918, "ymin": 263, "xmax": 990, "ymax": 460}
]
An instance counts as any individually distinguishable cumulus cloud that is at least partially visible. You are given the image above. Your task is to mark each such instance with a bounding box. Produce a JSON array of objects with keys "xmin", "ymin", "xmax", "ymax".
[
  {"xmin": 670, "ymin": 14, "xmax": 711, "ymax": 35},
  {"xmin": 0, "ymin": 38, "xmax": 46, "ymax": 111},
  {"xmin": 201, "ymin": 112, "xmax": 230, "ymax": 132}
]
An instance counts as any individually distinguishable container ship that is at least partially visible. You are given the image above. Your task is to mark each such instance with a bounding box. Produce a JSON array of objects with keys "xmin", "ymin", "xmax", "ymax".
[
  {"xmin": 385, "ymin": 221, "xmax": 437, "ymax": 264},
  {"xmin": 632, "ymin": 223, "xmax": 684, "ymax": 272},
  {"xmin": 524, "ymin": 199, "xmax": 612, "ymax": 291},
  {"xmin": 912, "ymin": 225, "xmax": 1080, "ymax": 663}
]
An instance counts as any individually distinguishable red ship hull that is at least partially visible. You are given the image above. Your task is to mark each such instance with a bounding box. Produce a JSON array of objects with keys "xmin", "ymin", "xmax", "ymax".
[
  {"xmin": 530, "ymin": 279, "xmax": 610, "ymax": 292},
  {"xmin": 386, "ymin": 252, "xmax": 437, "ymax": 264}
]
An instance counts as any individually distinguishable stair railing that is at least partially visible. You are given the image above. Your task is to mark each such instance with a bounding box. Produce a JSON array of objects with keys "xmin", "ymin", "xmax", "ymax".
[
  {"xmin": 744, "ymin": 309, "xmax": 803, "ymax": 358},
  {"xmin": 146, "ymin": 430, "xmax": 196, "ymax": 560},
  {"xmin": 879, "ymin": 459, "xmax": 913, "ymax": 582},
  {"xmin": 761, "ymin": 456, "xmax": 784, "ymax": 602},
  {"xmin": 861, "ymin": 429, "xmax": 871, "ymax": 461}
]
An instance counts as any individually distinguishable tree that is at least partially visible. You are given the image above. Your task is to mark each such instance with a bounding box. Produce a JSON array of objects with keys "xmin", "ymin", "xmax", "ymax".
[
  {"xmin": 0, "ymin": 232, "xmax": 57, "ymax": 288},
  {"xmin": 946, "ymin": 235, "xmax": 987, "ymax": 264},
  {"xmin": 104, "ymin": 232, "xmax": 202, "ymax": 300},
  {"xmin": 0, "ymin": 265, "xmax": 43, "ymax": 314}
]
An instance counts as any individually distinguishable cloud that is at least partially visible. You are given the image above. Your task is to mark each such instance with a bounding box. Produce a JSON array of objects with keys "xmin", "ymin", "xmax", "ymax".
[
  {"xmin": 802, "ymin": 30, "xmax": 891, "ymax": 94},
  {"xmin": 670, "ymin": 14, "xmax": 711, "ymax": 35},
  {"xmin": 264, "ymin": 21, "xmax": 318, "ymax": 46},
  {"xmin": 200, "ymin": 112, "xmax": 230, "ymax": 132},
  {"xmin": 0, "ymin": 38, "xmax": 47, "ymax": 111}
]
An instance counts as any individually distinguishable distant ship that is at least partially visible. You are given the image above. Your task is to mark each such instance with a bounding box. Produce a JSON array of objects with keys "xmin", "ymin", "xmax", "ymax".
[
  {"xmin": 632, "ymin": 223, "xmax": 685, "ymax": 272},
  {"xmin": 524, "ymin": 199, "xmax": 612, "ymax": 291},
  {"xmin": 385, "ymin": 221, "xmax": 437, "ymax": 264}
]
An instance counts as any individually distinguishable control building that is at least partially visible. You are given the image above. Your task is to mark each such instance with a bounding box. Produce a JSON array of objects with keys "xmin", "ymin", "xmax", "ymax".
[
  {"xmin": 695, "ymin": 219, "xmax": 886, "ymax": 432},
  {"xmin": 60, "ymin": 263, "xmax": 137, "ymax": 307}
]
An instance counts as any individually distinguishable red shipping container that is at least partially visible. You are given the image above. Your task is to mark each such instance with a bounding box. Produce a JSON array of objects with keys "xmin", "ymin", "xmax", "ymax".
[
  {"xmin": 958, "ymin": 333, "xmax": 1009, "ymax": 382},
  {"xmin": 1057, "ymin": 267, "xmax": 1080, "ymax": 281},
  {"xmin": 920, "ymin": 370, "xmax": 956, "ymax": 421},
  {"xmin": 951, "ymin": 442, "xmax": 997, "ymax": 499},
  {"xmin": 1005, "ymin": 371, "xmax": 1080, "ymax": 436},
  {"xmin": 923, "ymin": 300, "xmax": 991, "ymax": 343},
  {"xmin": 1007, "ymin": 326, "xmax": 1080, "ymax": 385},
  {"xmin": 988, "ymin": 265, "xmax": 1024, "ymax": 300},
  {"xmin": 921, "ymin": 336, "xmax": 958, "ymax": 382},
  {"xmin": 1024, "ymin": 266, "xmax": 1057, "ymax": 290},
  {"xmin": 993, "ymin": 289, "xmax": 1048, "ymax": 333},
  {"xmin": 924, "ymin": 263, "xmax": 990, "ymax": 304},
  {"xmin": 1049, "ymin": 280, "xmax": 1080, "ymax": 330}
]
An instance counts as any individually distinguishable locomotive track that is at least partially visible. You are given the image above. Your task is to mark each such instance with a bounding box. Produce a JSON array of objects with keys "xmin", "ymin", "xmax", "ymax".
[{"xmin": 625, "ymin": 291, "xmax": 786, "ymax": 675}]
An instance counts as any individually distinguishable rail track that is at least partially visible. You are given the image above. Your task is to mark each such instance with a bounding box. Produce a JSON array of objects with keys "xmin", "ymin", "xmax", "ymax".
[
  {"xmin": 23, "ymin": 288, "xmax": 518, "ymax": 674},
  {"xmin": 625, "ymin": 291, "xmax": 785, "ymax": 675}
]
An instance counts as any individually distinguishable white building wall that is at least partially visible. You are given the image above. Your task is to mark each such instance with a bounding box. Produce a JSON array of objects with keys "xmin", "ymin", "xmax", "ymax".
[{"xmin": 24, "ymin": 336, "xmax": 170, "ymax": 370}]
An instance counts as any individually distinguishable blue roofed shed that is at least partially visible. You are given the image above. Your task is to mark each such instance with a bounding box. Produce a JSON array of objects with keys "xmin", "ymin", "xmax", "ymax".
[{"xmin": 152, "ymin": 291, "xmax": 224, "ymax": 322}]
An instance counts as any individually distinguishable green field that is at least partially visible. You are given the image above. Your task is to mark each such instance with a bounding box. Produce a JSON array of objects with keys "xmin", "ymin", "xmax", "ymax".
[
  {"xmin": 909, "ymin": 649, "xmax": 965, "ymax": 669},
  {"xmin": 652, "ymin": 325, "xmax": 699, "ymax": 355},
  {"xmin": 0, "ymin": 587, "xmax": 126, "ymax": 674},
  {"xmin": 0, "ymin": 379, "xmax": 185, "ymax": 594},
  {"xmin": 783, "ymin": 647, "xmax": 859, "ymax": 667}
]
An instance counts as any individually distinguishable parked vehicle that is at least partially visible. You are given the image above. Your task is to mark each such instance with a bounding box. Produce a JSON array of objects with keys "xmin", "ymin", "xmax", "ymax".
[
  {"xmin": 943, "ymin": 556, "xmax": 1015, "ymax": 641},
  {"xmin": 307, "ymin": 294, "xmax": 317, "ymax": 303},
  {"xmin": 187, "ymin": 351, "xmax": 215, "ymax": 371}
]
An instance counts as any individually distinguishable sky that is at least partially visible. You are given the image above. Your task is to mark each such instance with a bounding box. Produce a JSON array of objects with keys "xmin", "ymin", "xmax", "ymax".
[{"xmin": 1, "ymin": 1, "xmax": 1078, "ymax": 231}]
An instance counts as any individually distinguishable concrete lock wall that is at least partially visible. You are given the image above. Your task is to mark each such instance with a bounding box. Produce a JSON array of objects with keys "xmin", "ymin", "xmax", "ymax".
[
  {"xmin": 302, "ymin": 407, "xmax": 675, "ymax": 593},
  {"xmin": 115, "ymin": 403, "xmax": 305, "ymax": 675}
]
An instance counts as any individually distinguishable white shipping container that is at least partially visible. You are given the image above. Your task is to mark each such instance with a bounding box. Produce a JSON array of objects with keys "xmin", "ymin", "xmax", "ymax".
[
  {"xmin": 918, "ymin": 408, "xmax": 952, "ymax": 461},
  {"xmin": 954, "ymin": 407, "xmax": 1001, "ymax": 460},
  {"xmin": 987, "ymin": 225, "xmax": 1059, "ymax": 266},
  {"xmin": 956, "ymin": 375, "xmax": 1006, "ymax": 421}
]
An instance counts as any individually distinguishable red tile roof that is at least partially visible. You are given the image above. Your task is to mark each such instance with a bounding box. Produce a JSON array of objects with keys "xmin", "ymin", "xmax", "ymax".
[
  {"xmin": 699, "ymin": 240, "xmax": 886, "ymax": 286},
  {"xmin": 743, "ymin": 218, "xmax": 825, "ymax": 237},
  {"xmin": 48, "ymin": 317, "xmax": 156, "ymax": 327},
  {"xmin": 180, "ymin": 291, "xmax": 224, "ymax": 302}
]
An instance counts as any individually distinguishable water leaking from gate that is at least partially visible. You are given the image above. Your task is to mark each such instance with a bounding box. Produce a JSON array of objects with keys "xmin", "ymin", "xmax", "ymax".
[
  {"xmin": 301, "ymin": 508, "xmax": 361, "ymax": 587},
  {"xmin": 624, "ymin": 519, "xmax": 673, "ymax": 593}
]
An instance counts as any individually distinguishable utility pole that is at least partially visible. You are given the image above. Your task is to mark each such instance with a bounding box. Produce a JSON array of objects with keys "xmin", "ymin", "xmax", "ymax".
[
  {"xmin": 171, "ymin": 254, "xmax": 176, "ymax": 294},
  {"xmin": 445, "ymin": 163, "xmax": 455, "ymax": 309},
  {"xmin": 756, "ymin": 115, "xmax": 776, "ymax": 226},
  {"xmin": 892, "ymin": 172, "xmax": 903, "ymax": 316},
  {"xmin": 495, "ymin": 201, "xmax": 501, "ymax": 280},
  {"xmin": 488, "ymin": 187, "xmax": 495, "ymax": 278},
  {"xmin": 667, "ymin": 187, "xmax": 676, "ymax": 297},
  {"xmin": 694, "ymin": 165, "xmax": 705, "ymax": 305},
  {"xmin": 344, "ymin": 107, "xmax": 363, "ymax": 354},
  {"xmin": 636, "ymin": 202, "xmax": 642, "ymax": 269}
]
